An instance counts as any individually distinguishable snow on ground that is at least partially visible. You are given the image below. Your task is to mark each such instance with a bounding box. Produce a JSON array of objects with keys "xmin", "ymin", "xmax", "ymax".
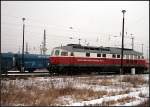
[
  {"xmin": 142, "ymin": 74, "xmax": 149, "ymax": 80},
  {"xmin": 66, "ymin": 87, "xmax": 149, "ymax": 106},
  {"xmin": 1, "ymin": 74, "xmax": 149, "ymax": 106}
]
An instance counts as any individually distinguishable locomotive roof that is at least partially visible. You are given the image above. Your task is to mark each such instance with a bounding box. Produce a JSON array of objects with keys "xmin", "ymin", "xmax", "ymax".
[{"xmin": 54, "ymin": 44, "xmax": 143, "ymax": 56}]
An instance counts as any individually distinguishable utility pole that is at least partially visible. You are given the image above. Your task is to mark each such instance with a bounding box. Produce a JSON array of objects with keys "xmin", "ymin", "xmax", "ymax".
[
  {"xmin": 120, "ymin": 10, "xmax": 126, "ymax": 75},
  {"xmin": 69, "ymin": 37, "xmax": 73, "ymax": 44},
  {"xmin": 130, "ymin": 34, "xmax": 134, "ymax": 50},
  {"xmin": 0, "ymin": 17, "xmax": 1, "ymax": 74},
  {"xmin": 78, "ymin": 38, "xmax": 81, "ymax": 45},
  {"xmin": 147, "ymin": 46, "xmax": 149, "ymax": 60},
  {"xmin": 40, "ymin": 45, "xmax": 42, "ymax": 55},
  {"xmin": 43, "ymin": 29, "xmax": 47, "ymax": 55},
  {"xmin": 22, "ymin": 17, "xmax": 25, "ymax": 72},
  {"xmin": 141, "ymin": 43, "xmax": 144, "ymax": 54}
]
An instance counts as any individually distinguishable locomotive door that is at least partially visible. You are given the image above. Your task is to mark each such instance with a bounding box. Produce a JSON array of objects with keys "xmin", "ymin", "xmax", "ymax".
[{"xmin": 70, "ymin": 52, "xmax": 74, "ymax": 73}]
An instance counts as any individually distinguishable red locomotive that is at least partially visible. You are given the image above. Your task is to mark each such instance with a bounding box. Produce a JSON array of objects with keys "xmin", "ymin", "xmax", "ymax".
[{"xmin": 49, "ymin": 44, "xmax": 147, "ymax": 74}]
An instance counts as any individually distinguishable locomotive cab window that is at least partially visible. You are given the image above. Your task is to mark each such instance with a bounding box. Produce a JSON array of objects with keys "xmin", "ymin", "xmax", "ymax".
[
  {"xmin": 112, "ymin": 54, "xmax": 116, "ymax": 58},
  {"xmin": 138, "ymin": 56, "xmax": 140, "ymax": 59},
  {"xmin": 70, "ymin": 52, "xmax": 74, "ymax": 56},
  {"xmin": 55, "ymin": 50, "xmax": 60, "ymax": 56},
  {"xmin": 117, "ymin": 55, "xmax": 120, "ymax": 58},
  {"xmin": 86, "ymin": 53, "xmax": 90, "ymax": 57},
  {"xmin": 102, "ymin": 54, "xmax": 106, "ymax": 58},
  {"xmin": 61, "ymin": 51, "xmax": 68, "ymax": 56},
  {"xmin": 97, "ymin": 53, "xmax": 101, "ymax": 57}
]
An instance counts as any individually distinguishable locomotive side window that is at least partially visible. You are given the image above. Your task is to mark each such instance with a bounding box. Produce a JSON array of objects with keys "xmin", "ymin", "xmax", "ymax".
[
  {"xmin": 97, "ymin": 53, "xmax": 101, "ymax": 57},
  {"xmin": 70, "ymin": 52, "xmax": 74, "ymax": 56},
  {"xmin": 138, "ymin": 56, "xmax": 140, "ymax": 59},
  {"xmin": 112, "ymin": 54, "xmax": 116, "ymax": 58},
  {"xmin": 61, "ymin": 51, "xmax": 68, "ymax": 56},
  {"xmin": 134, "ymin": 55, "xmax": 137, "ymax": 59},
  {"xmin": 102, "ymin": 54, "xmax": 106, "ymax": 57},
  {"xmin": 86, "ymin": 53, "xmax": 90, "ymax": 57},
  {"xmin": 55, "ymin": 50, "xmax": 60, "ymax": 56},
  {"xmin": 117, "ymin": 55, "xmax": 120, "ymax": 58},
  {"xmin": 130, "ymin": 55, "xmax": 133, "ymax": 59},
  {"xmin": 142, "ymin": 56, "xmax": 144, "ymax": 59}
]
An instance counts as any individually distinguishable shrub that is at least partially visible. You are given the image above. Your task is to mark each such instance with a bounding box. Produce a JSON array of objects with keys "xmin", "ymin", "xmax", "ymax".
[{"xmin": 120, "ymin": 75, "xmax": 147, "ymax": 87}]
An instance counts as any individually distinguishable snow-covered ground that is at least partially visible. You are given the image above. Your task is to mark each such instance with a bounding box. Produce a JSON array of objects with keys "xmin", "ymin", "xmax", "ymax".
[{"xmin": 1, "ymin": 74, "xmax": 149, "ymax": 106}]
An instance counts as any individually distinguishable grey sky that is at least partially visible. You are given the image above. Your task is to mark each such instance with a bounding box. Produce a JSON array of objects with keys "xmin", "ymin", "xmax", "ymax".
[{"xmin": 1, "ymin": 1, "xmax": 149, "ymax": 59}]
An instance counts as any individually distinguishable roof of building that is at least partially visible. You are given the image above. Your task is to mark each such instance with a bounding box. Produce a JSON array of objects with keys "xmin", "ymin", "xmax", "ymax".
[{"xmin": 54, "ymin": 44, "xmax": 143, "ymax": 56}]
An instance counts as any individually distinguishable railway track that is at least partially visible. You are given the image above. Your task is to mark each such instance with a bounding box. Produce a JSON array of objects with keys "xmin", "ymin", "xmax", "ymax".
[
  {"xmin": 0, "ymin": 72, "xmax": 113, "ymax": 78},
  {"xmin": 1, "ymin": 70, "xmax": 148, "ymax": 78},
  {"xmin": 1, "ymin": 71, "xmax": 50, "ymax": 78}
]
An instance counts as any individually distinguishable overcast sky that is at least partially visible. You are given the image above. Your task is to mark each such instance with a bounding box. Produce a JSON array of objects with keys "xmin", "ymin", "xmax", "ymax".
[{"xmin": 1, "ymin": 1, "xmax": 149, "ymax": 58}]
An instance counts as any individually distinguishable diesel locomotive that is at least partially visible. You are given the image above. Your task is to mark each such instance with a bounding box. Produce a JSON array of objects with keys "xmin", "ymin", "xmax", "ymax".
[{"xmin": 49, "ymin": 44, "xmax": 147, "ymax": 74}]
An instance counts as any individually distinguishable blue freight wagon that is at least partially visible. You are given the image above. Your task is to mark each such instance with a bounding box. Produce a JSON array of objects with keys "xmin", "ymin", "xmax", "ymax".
[
  {"xmin": 1, "ymin": 53, "xmax": 15, "ymax": 73},
  {"xmin": 15, "ymin": 54, "xmax": 49, "ymax": 72},
  {"xmin": 1, "ymin": 53, "xmax": 50, "ymax": 73}
]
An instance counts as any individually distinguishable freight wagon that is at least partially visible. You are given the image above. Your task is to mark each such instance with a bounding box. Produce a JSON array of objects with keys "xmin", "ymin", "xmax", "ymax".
[{"xmin": 1, "ymin": 53, "xmax": 49, "ymax": 73}]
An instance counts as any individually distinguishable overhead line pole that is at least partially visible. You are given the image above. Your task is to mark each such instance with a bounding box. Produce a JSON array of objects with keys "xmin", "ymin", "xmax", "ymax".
[
  {"xmin": 43, "ymin": 29, "xmax": 46, "ymax": 55},
  {"xmin": 78, "ymin": 38, "xmax": 81, "ymax": 45},
  {"xmin": 22, "ymin": 18, "xmax": 25, "ymax": 72},
  {"xmin": 141, "ymin": 43, "xmax": 144, "ymax": 55},
  {"xmin": 131, "ymin": 34, "xmax": 134, "ymax": 50},
  {"xmin": 120, "ymin": 10, "xmax": 126, "ymax": 75},
  {"xmin": 0, "ymin": 13, "xmax": 2, "ymax": 75}
]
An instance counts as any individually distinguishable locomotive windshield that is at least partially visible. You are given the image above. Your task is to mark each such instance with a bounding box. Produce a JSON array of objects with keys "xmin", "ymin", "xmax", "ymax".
[
  {"xmin": 55, "ymin": 50, "xmax": 60, "ymax": 56},
  {"xmin": 51, "ymin": 49, "xmax": 60, "ymax": 56}
]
